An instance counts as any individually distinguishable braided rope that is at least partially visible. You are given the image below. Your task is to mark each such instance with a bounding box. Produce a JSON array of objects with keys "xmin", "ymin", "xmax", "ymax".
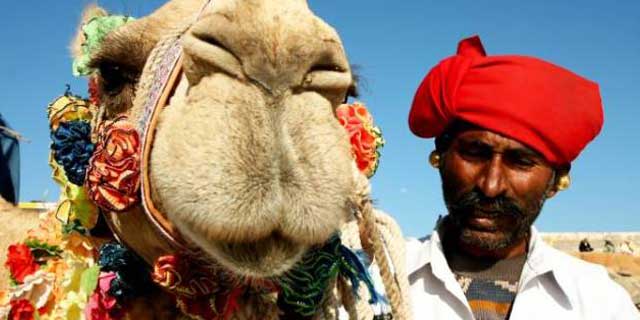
[
  {"xmin": 353, "ymin": 173, "xmax": 411, "ymax": 319},
  {"xmin": 320, "ymin": 282, "xmax": 339, "ymax": 319},
  {"xmin": 338, "ymin": 276, "xmax": 360, "ymax": 319},
  {"xmin": 361, "ymin": 202, "xmax": 406, "ymax": 318},
  {"xmin": 374, "ymin": 212, "xmax": 413, "ymax": 317}
]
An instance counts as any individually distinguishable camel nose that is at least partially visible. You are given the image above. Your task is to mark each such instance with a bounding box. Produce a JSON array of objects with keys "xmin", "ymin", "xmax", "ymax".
[{"xmin": 182, "ymin": 21, "xmax": 287, "ymax": 94}]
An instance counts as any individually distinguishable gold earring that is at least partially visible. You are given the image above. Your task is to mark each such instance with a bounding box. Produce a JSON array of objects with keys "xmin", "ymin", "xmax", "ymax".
[
  {"xmin": 429, "ymin": 151, "xmax": 441, "ymax": 168},
  {"xmin": 556, "ymin": 174, "xmax": 571, "ymax": 191}
]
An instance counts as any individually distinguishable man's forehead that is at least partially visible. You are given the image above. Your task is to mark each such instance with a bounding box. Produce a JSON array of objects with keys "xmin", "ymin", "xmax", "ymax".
[{"xmin": 453, "ymin": 128, "xmax": 539, "ymax": 155}]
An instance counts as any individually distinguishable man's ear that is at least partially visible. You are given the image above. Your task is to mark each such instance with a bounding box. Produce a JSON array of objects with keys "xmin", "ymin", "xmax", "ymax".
[
  {"xmin": 70, "ymin": 4, "xmax": 108, "ymax": 60},
  {"xmin": 546, "ymin": 165, "xmax": 571, "ymax": 199}
]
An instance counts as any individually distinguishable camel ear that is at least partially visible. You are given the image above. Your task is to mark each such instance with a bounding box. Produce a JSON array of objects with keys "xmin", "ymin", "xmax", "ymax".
[{"xmin": 70, "ymin": 4, "xmax": 108, "ymax": 60}]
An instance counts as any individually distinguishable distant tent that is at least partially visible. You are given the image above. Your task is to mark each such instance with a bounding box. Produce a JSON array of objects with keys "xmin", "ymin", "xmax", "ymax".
[{"xmin": 0, "ymin": 113, "xmax": 20, "ymax": 204}]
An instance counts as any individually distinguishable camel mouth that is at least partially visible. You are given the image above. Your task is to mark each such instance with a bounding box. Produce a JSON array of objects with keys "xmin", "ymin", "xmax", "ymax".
[{"xmin": 207, "ymin": 231, "xmax": 309, "ymax": 278}]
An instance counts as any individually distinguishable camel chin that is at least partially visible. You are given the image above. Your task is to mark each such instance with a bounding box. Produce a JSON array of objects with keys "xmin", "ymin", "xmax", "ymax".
[{"xmin": 205, "ymin": 233, "xmax": 307, "ymax": 278}]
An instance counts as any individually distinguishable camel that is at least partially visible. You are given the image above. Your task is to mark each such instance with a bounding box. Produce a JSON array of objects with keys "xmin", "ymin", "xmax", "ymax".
[{"xmin": 0, "ymin": 1, "xmax": 412, "ymax": 319}]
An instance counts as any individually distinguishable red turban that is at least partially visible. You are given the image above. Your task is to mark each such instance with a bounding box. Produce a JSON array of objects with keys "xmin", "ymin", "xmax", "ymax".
[{"xmin": 409, "ymin": 35, "xmax": 603, "ymax": 166}]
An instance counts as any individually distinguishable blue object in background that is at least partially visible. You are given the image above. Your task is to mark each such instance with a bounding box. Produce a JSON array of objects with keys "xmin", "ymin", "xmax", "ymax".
[{"xmin": 0, "ymin": 113, "xmax": 20, "ymax": 204}]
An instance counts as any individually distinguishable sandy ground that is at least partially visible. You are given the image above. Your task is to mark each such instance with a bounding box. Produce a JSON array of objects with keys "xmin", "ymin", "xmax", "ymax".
[{"xmin": 543, "ymin": 233, "xmax": 640, "ymax": 310}]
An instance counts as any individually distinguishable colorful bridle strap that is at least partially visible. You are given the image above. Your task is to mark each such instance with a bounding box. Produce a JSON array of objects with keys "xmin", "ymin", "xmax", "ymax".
[{"xmin": 138, "ymin": 0, "xmax": 213, "ymax": 251}]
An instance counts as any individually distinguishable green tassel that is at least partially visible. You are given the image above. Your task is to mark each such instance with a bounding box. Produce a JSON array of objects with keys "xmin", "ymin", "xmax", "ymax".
[{"xmin": 277, "ymin": 235, "xmax": 384, "ymax": 316}]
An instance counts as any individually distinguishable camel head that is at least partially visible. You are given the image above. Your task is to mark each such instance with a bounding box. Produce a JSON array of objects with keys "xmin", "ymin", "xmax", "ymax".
[{"xmin": 73, "ymin": 0, "xmax": 361, "ymax": 279}]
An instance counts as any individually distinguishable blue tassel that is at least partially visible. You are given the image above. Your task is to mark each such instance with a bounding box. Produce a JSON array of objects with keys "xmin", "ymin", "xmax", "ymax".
[{"xmin": 338, "ymin": 244, "xmax": 386, "ymax": 305}]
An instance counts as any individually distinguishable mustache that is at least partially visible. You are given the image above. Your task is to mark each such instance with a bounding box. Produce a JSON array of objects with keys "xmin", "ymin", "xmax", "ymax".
[{"xmin": 448, "ymin": 189, "xmax": 523, "ymax": 218}]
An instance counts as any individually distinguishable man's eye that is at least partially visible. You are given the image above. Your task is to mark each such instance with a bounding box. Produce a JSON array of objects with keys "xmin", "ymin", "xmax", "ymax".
[
  {"xmin": 458, "ymin": 146, "xmax": 490, "ymax": 160},
  {"xmin": 506, "ymin": 155, "xmax": 537, "ymax": 169}
]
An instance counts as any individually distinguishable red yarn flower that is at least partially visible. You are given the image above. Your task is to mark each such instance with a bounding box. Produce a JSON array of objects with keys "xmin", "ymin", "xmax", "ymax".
[
  {"xmin": 152, "ymin": 255, "xmax": 241, "ymax": 319},
  {"xmin": 86, "ymin": 116, "xmax": 141, "ymax": 212},
  {"xmin": 152, "ymin": 255, "xmax": 182, "ymax": 290},
  {"xmin": 88, "ymin": 76, "xmax": 101, "ymax": 107},
  {"xmin": 336, "ymin": 103, "xmax": 384, "ymax": 178},
  {"xmin": 152, "ymin": 254, "xmax": 219, "ymax": 298},
  {"xmin": 84, "ymin": 272, "xmax": 120, "ymax": 320},
  {"xmin": 8, "ymin": 299, "xmax": 35, "ymax": 320},
  {"xmin": 5, "ymin": 244, "xmax": 39, "ymax": 283}
]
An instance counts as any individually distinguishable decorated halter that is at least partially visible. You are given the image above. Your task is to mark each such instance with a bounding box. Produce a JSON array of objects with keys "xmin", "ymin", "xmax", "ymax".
[
  {"xmin": 127, "ymin": 2, "xmax": 388, "ymax": 317},
  {"xmin": 0, "ymin": 3, "xmax": 398, "ymax": 320}
]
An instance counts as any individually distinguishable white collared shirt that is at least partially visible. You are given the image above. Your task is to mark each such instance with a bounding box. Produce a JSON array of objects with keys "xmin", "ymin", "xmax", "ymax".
[{"xmin": 406, "ymin": 226, "xmax": 640, "ymax": 319}]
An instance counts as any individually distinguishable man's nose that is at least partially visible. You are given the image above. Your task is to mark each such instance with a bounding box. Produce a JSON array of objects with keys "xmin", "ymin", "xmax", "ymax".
[{"xmin": 477, "ymin": 156, "xmax": 507, "ymax": 198}]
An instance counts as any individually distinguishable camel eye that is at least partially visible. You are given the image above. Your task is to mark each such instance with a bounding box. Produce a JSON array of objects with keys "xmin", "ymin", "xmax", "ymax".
[
  {"xmin": 98, "ymin": 62, "xmax": 136, "ymax": 96},
  {"xmin": 90, "ymin": 60, "xmax": 140, "ymax": 117}
]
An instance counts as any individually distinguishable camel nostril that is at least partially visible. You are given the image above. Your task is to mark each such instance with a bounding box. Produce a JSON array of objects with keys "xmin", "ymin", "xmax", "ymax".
[
  {"xmin": 182, "ymin": 30, "xmax": 244, "ymax": 82},
  {"xmin": 192, "ymin": 32, "xmax": 229, "ymax": 53}
]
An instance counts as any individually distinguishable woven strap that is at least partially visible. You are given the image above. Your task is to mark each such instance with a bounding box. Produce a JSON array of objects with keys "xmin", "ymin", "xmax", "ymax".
[{"xmin": 137, "ymin": 0, "xmax": 213, "ymax": 251}]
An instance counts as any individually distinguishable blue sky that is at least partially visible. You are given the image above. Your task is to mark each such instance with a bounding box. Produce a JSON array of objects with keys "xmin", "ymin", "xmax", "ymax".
[{"xmin": 0, "ymin": 0, "xmax": 638, "ymax": 237}]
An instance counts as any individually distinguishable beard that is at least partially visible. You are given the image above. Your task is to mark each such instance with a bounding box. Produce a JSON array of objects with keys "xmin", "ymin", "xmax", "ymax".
[{"xmin": 443, "ymin": 187, "xmax": 547, "ymax": 251}]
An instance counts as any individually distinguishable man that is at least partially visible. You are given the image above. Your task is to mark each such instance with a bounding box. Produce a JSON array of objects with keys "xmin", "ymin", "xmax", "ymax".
[{"xmin": 406, "ymin": 36, "xmax": 639, "ymax": 319}]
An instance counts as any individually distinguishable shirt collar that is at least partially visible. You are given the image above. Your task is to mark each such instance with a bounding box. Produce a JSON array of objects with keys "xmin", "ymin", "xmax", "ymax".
[
  {"xmin": 408, "ymin": 222, "xmax": 575, "ymax": 308},
  {"xmin": 523, "ymin": 226, "xmax": 576, "ymax": 308}
]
